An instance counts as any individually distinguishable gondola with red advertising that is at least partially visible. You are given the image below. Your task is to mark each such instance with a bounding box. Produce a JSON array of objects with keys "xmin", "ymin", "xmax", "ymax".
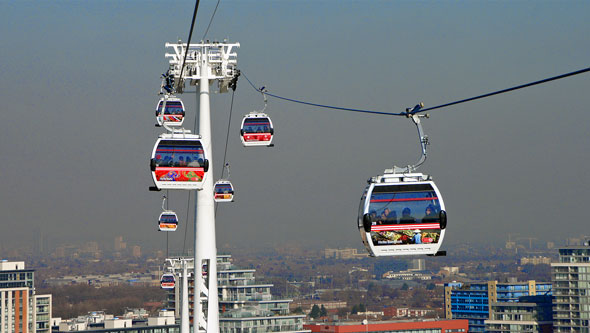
[
  {"xmin": 240, "ymin": 89, "xmax": 274, "ymax": 147},
  {"xmin": 214, "ymin": 163, "xmax": 234, "ymax": 203},
  {"xmin": 159, "ymin": 211, "xmax": 179, "ymax": 231},
  {"xmin": 158, "ymin": 195, "xmax": 179, "ymax": 231},
  {"xmin": 155, "ymin": 95, "xmax": 185, "ymax": 127},
  {"xmin": 240, "ymin": 112, "xmax": 274, "ymax": 147},
  {"xmin": 214, "ymin": 180, "xmax": 234, "ymax": 202},
  {"xmin": 150, "ymin": 132, "xmax": 209, "ymax": 190},
  {"xmin": 160, "ymin": 273, "xmax": 176, "ymax": 289},
  {"xmin": 357, "ymin": 106, "xmax": 447, "ymax": 257}
]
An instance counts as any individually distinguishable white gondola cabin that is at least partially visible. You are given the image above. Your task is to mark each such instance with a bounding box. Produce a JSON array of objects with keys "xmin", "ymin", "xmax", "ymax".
[
  {"xmin": 214, "ymin": 180, "xmax": 234, "ymax": 202},
  {"xmin": 160, "ymin": 273, "xmax": 176, "ymax": 289},
  {"xmin": 158, "ymin": 211, "xmax": 179, "ymax": 231},
  {"xmin": 240, "ymin": 113, "xmax": 274, "ymax": 147},
  {"xmin": 358, "ymin": 172, "xmax": 446, "ymax": 257},
  {"xmin": 155, "ymin": 96, "xmax": 185, "ymax": 127},
  {"xmin": 150, "ymin": 133, "xmax": 209, "ymax": 190}
]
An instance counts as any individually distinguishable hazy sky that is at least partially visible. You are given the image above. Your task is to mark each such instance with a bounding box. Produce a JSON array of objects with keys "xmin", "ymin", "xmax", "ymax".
[{"xmin": 1, "ymin": 1, "xmax": 589, "ymax": 255}]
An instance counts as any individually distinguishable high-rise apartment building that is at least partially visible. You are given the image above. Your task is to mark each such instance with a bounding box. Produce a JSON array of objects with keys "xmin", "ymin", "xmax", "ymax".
[
  {"xmin": 485, "ymin": 295, "xmax": 553, "ymax": 333},
  {"xmin": 551, "ymin": 245, "xmax": 590, "ymax": 332},
  {"xmin": 444, "ymin": 280, "xmax": 552, "ymax": 332},
  {"xmin": 0, "ymin": 260, "xmax": 52, "ymax": 333}
]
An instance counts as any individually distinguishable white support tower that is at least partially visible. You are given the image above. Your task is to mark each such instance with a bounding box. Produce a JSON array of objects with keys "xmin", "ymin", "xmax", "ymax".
[
  {"xmin": 165, "ymin": 41, "xmax": 239, "ymax": 333},
  {"xmin": 165, "ymin": 258, "xmax": 194, "ymax": 333}
]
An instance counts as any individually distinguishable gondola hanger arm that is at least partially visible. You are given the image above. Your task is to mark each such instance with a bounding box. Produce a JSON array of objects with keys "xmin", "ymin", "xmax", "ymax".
[{"xmin": 393, "ymin": 103, "xmax": 430, "ymax": 174}]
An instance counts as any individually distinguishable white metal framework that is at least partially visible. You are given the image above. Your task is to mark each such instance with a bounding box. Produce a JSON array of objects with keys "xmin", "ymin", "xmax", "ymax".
[
  {"xmin": 164, "ymin": 41, "xmax": 239, "ymax": 333},
  {"xmin": 165, "ymin": 258, "xmax": 193, "ymax": 333},
  {"xmin": 165, "ymin": 41, "xmax": 239, "ymax": 93}
]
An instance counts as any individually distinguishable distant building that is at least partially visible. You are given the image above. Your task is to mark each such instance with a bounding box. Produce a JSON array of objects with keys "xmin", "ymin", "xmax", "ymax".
[
  {"xmin": 551, "ymin": 244, "xmax": 590, "ymax": 332},
  {"xmin": 131, "ymin": 246, "xmax": 141, "ymax": 258},
  {"xmin": 383, "ymin": 307, "xmax": 436, "ymax": 318},
  {"xmin": 53, "ymin": 310, "xmax": 177, "ymax": 333},
  {"xmin": 290, "ymin": 301, "xmax": 347, "ymax": 313},
  {"xmin": 444, "ymin": 280, "xmax": 552, "ymax": 332},
  {"xmin": 520, "ymin": 256, "xmax": 551, "ymax": 265},
  {"xmin": 485, "ymin": 295, "xmax": 553, "ymax": 333},
  {"xmin": 54, "ymin": 247, "xmax": 66, "ymax": 258},
  {"xmin": 305, "ymin": 319, "xmax": 468, "ymax": 333},
  {"xmin": 382, "ymin": 271, "xmax": 431, "ymax": 281},
  {"xmin": 114, "ymin": 236, "xmax": 126, "ymax": 252},
  {"xmin": 0, "ymin": 260, "xmax": 52, "ymax": 333},
  {"xmin": 439, "ymin": 266, "xmax": 460, "ymax": 276},
  {"xmin": 43, "ymin": 272, "xmax": 158, "ymax": 287},
  {"xmin": 324, "ymin": 248, "xmax": 365, "ymax": 260},
  {"xmin": 409, "ymin": 259, "xmax": 425, "ymax": 271}
]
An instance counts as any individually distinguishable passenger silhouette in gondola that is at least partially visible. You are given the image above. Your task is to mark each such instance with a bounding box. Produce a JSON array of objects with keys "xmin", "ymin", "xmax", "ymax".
[
  {"xmin": 378, "ymin": 208, "xmax": 390, "ymax": 225},
  {"xmin": 422, "ymin": 205, "xmax": 438, "ymax": 223},
  {"xmin": 399, "ymin": 207, "xmax": 416, "ymax": 224},
  {"xmin": 380, "ymin": 208, "xmax": 397, "ymax": 225},
  {"xmin": 369, "ymin": 210, "xmax": 378, "ymax": 225}
]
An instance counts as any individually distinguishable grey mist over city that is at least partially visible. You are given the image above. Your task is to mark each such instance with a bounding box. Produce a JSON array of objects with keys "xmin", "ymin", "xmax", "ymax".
[{"xmin": 1, "ymin": 1, "xmax": 590, "ymax": 255}]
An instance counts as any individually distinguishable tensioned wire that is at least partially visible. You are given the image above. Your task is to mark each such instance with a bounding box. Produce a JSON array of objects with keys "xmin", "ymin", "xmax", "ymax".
[
  {"xmin": 242, "ymin": 66, "xmax": 590, "ymax": 116},
  {"xmin": 215, "ymin": 89, "xmax": 236, "ymax": 216},
  {"xmin": 202, "ymin": 0, "xmax": 222, "ymax": 40}
]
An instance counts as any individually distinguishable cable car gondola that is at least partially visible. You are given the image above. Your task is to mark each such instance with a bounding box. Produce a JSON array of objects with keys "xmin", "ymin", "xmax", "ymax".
[
  {"xmin": 150, "ymin": 133, "xmax": 209, "ymax": 190},
  {"xmin": 358, "ymin": 172, "xmax": 446, "ymax": 257},
  {"xmin": 158, "ymin": 211, "xmax": 179, "ymax": 231},
  {"xmin": 214, "ymin": 180, "xmax": 234, "ymax": 202},
  {"xmin": 357, "ymin": 107, "xmax": 447, "ymax": 257},
  {"xmin": 160, "ymin": 273, "xmax": 176, "ymax": 289},
  {"xmin": 155, "ymin": 95, "xmax": 185, "ymax": 127},
  {"xmin": 240, "ymin": 112, "xmax": 274, "ymax": 147}
]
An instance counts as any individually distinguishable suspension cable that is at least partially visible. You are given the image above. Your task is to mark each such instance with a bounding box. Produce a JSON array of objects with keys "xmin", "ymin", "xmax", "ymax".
[
  {"xmin": 242, "ymin": 66, "xmax": 590, "ymax": 116},
  {"xmin": 241, "ymin": 72, "xmax": 405, "ymax": 116},
  {"xmin": 177, "ymin": 0, "xmax": 201, "ymax": 92},
  {"xmin": 220, "ymin": 89, "xmax": 236, "ymax": 178},
  {"xmin": 415, "ymin": 66, "xmax": 590, "ymax": 114},
  {"xmin": 215, "ymin": 89, "xmax": 237, "ymax": 216},
  {"xmin": 202, "ymin": 0, "xmax": 222, "ymax": 40}
]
